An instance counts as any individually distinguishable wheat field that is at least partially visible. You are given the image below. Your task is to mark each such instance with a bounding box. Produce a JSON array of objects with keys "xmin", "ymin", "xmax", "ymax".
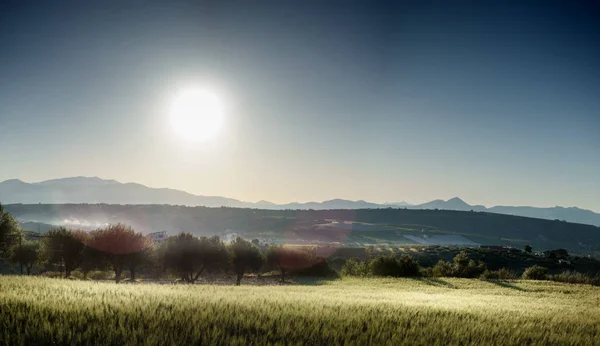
[{"xmin": 1, "ymin": 276, "xmax": 599, "ymax": 345}]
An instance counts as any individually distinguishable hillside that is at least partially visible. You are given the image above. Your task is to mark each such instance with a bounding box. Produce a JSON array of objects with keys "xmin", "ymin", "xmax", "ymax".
[{"xmin": 5, "ymin": 204, "xmax": 600, "ymax": 255}]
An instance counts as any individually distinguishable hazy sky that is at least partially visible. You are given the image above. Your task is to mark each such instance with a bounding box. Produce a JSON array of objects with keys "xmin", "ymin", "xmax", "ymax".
[{"xmin": 1, "ymin": 1, "xmax": 599, "ymax": 210}]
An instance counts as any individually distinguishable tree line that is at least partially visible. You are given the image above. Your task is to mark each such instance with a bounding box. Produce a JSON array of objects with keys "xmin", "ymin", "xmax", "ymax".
[
  {"xmin": 1, "ymin": 205, "xmax": 333, "ymax": 284},
  {"xmin": 340, "ymin": 251, "xmax": 600, "ymax": 285}
]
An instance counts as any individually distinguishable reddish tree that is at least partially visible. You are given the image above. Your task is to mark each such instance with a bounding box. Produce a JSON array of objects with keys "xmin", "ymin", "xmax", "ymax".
[
  {"xmin": 266, "ymin": 246, "xmax": 314, "ymax": 281},
  {"xmin": 86, "ymin": 224, "xmax": 153, "ymax": 283}
]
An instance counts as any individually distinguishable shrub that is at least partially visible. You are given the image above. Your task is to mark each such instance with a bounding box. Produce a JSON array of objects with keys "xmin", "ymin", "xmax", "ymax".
[
  {"xmin": 341, "ymin": 259, "xmax": 370, "ymax": 277},
  {"xmin": 550, "ymin": 271, "xmax": 591, "ymax": 285},
  {"xmin": 522, "ymin": 265, "xmax": 548, "ymax": 280},
  {"xmin": 397, "ymin": 255, "xmax": 421, "ymax": 277},
  {"xmin": 291, "ymin": 260, "xmax": 339, "ymax": 278},
  {"xmin": 370, "ymin": 256, "xmax": 401, "ymax": 277},
  {"xmin": 432, "ymin": 260, "xmax": 454, "ymax": 277},
  {"xmin": 88, "ymin": 270, "xmax": 111, "ymax": 280},
  {"xmin": 452, "ymin": 251, "xmax": 487, "ymax": 278},
  {"xmin": 481, "ymin": 268, "xmax": 517, "ymax": 280},
  {"xmin": 369, "ymin": 255, "xmax": 421, "ymax": 277},
  {"xmin": 41, "ymin": 271, "xmax": 63, "ymax": 278},
  {"xmin": 69, "ymin": 270, "xmax": 85, "ymax": 280},
  {"xmin": 420, "ymin": 266, "xmax": 434, "ymax": 277},
  {"xmin": 497, "ymin": 268, "xmax": 517, "ymax": 280}
]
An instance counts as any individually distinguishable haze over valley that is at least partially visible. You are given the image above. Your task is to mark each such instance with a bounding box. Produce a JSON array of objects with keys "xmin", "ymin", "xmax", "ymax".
[{"xmin": 2, "ymin": 177, "xmax": 599, "ymax": 227}]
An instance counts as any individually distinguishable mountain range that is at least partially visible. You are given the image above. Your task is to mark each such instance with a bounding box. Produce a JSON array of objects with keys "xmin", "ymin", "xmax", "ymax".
[{"xmin": 1, "ymin": 177, "xmax": 599, "ymax": 226}]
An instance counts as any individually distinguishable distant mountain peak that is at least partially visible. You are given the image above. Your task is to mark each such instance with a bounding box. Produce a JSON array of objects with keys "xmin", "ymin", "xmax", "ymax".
[
  {"xmin": 446, "ymin": 197, "xmax": 470, "ymax": 207},
  {"xmin": 447, "ymin": 197, "xmax": 465, "ymax": 203},
  {"xmin": 34, "ymin": 176, "xmax": 120, "ymax": 185},
  {"xmin": 1, "ymin": 179, "xmax": 26, "ymax": 184},
  {"xmin": 255, "ymin": 200, "xmax": 276, "ymax": 205}
]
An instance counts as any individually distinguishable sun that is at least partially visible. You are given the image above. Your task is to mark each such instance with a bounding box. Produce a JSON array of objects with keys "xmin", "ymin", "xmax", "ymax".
[{"xmin": 170, "ymin": 88, "xmax": 225, "ymax": 142}]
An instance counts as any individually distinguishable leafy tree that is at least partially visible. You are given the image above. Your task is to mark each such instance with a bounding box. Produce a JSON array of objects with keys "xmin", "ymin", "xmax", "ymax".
[
  {"xmin": 341, "ymin": 259, "xmax": 370, "ymax": 277},
  {"xmin": 266, "ymin": 245, "xmax": 312, "ymax": 281},
  {"xmin": 125, "ymin": 250, "xmax": 151, "ymax": 281},
  {"xmin": 369, "ymin": 255, "xmax": 420, "ymax": 277},
  {"xmin": 80, "ymin": 246, "xmax": 110, "ymax": 278},
  {"xmin": 524, "ymin": 244, "xmax": 532, "ymax": 253},
  {"xmin": 230, "ymin": 237, "xmax": 264, "ymax": 285},
  {"xmin": 452, "ymin": 251, "xmax": 486, "ymax": 278},
  {"xmin": 432, "ymin": 260, "xmax": 454, "ymax": 277},
  {"xmin": 42, "ymin": 227, "xmax": 87, "ymax": 278},
  {"xmin": 0, "ymin": 204, "xmax": 22, "ymax": 257},
  {"xmin": 370, "ymin": 256, "xmax": 401, "ymax": 277},
  {"xmin": 162, "ymin": 233, "xmax": 229, "ymax": 283},
  {"xmin": 397, "ymin": 255, "xmax": 421, "ymax": 277},
  {"xmin": 9, "ymin": 240, "xmax": 41, "ymax": 275},
  {"xmin": 85, "ymin": 224, "xmax": 153, "ymax": 283}
]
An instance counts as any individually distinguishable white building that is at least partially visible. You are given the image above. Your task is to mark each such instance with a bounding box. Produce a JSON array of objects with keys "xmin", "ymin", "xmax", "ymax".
[{"xmin": 149, "ymin": 231, "xmax": 168, "ymax": 244}]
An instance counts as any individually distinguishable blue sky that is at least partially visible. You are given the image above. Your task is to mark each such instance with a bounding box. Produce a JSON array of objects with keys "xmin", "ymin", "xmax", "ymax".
[{"xmin": 0, "ymin": 1, "xmax": 599, "ymax": 210}]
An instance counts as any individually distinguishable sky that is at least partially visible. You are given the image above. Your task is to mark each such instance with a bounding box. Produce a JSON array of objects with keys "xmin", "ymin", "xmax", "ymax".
[{"xmin": 0, "ymin": 1, "xmax": 599, "ymax": 211}]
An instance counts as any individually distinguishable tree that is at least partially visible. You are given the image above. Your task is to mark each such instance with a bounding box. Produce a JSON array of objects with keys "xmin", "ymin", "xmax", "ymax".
[
  {"xmin": 266, "ymin": 245, "xmax": 312, "ymax": 281},
  {"xmin": 162, "ymin": 233, "xmax": 229, "ymax": 283},
  {"xmin": 85, "ymin": 224, "xmax": 153, "ymax": 283},
  {"xmin": 341, "ymin": 259, "xmax": 370, "ymax": 277},
  {"xmin": 9, "ymin": 240, "xmax": 41, "ymax": 275},
  {"xmin": 432, "ymin": 260, "xmax": 454, "ymax": 277},
  {"xmin": 42, "ymin": 227, "xmax": 86, "ymax": 278},
  {"xmin": 370, "ymin": 256, "xmax": 401, "ymax": 277},
  {"xmin": 0, "ymin": 204, "xmax": 22, "ymax": 258},
  {"xmin": 124, "ymin": 250, "xmax": 151, "ymax": 281},
  {"xmin": 524, "ymin": 244, "xmax": 532, "ymax": 253},
  {"xmin": 452, "ymin": 251, "xmax": 487, "ymax": 278},
  {"xmin": 80, "ymin": 246, "xmax": 110, "ymax": 278},
  {"xmin": 368, "ymin": 255, "xmax": 420, "ymax": 277},
  {"xmin": 230, "ymin": 237, "xmax": 264, "ymax": 285}
]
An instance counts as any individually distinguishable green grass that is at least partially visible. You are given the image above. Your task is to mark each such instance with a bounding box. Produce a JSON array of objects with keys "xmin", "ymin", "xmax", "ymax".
[{"xmin": 1, "ymin": 276, "xmax": 600, "ymax": 345}]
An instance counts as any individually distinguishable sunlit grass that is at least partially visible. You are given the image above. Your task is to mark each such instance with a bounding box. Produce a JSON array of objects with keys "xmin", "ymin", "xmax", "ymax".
[{"xmin": 1, "ymin": 276, "xmax": 599, "ymax": 345}]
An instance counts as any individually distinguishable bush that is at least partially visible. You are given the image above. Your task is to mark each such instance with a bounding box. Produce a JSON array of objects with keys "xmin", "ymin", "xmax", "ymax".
[
  {"xmin": 341, "ymin": 259, "xmax": 370, "ymax": 277},
  {"xmin": 41, "ymin": 271, "xmax": 63, "ymax": 278},
  {"xmin": 69, "ymin": 270, "xmax": 85, "ymax": 280},
  {"xmin": 432, "ymin": 260, "xmax": 454, "ymax": 277},
  {"xmin": 370, "ymin": 256, "xmax": 400, "ymax": 277},
  {"xmin": 369, "ymin": 255, "xmax": 421, "ymax": 277},
  {"xmin": 291, "ymin": 260, "xmax": 339, "ymax": 278},
  {"xmin": 452, "ymin": 252, "xmax": 487, "ymax": 278},
  {"xmin": 550, "ymin": 271, "xmax": 592, "ymax": 285},
  {"xmin": 522, "ymin": 265, "xmax": 548, "ymax": 280},
  {"xmin": 481, "ymin": 268, "xmax": 517, "ymax": 280},
  {"xmin": 397, "ymin": 255, "xmax": 421, "ymax": 277},
  {"xmin": 420, "ymin": 267, "xmax": 434, "ymax": 277}
]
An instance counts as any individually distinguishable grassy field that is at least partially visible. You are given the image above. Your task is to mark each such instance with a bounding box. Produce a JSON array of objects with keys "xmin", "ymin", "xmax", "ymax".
[{"xmin": 1, "ymin": 276, "xmax": 600, "ymax": 345}]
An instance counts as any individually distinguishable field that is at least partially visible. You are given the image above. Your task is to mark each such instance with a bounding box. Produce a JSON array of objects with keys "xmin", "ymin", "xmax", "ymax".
[{"xmin": 1, "ymin": 277, "xmax": 600, "ymax": 345}]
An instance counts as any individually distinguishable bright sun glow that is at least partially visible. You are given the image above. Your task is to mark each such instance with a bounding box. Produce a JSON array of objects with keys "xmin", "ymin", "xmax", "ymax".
[{"xmin": 170, "ymin": 89, "xmax": 225, "ymax": 142}]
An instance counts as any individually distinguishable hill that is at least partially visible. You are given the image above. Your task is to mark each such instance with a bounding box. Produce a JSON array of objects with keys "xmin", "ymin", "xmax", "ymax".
[{"xmin": 4, "ymin": 204, "xmax": 600, "ymax": 255}]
